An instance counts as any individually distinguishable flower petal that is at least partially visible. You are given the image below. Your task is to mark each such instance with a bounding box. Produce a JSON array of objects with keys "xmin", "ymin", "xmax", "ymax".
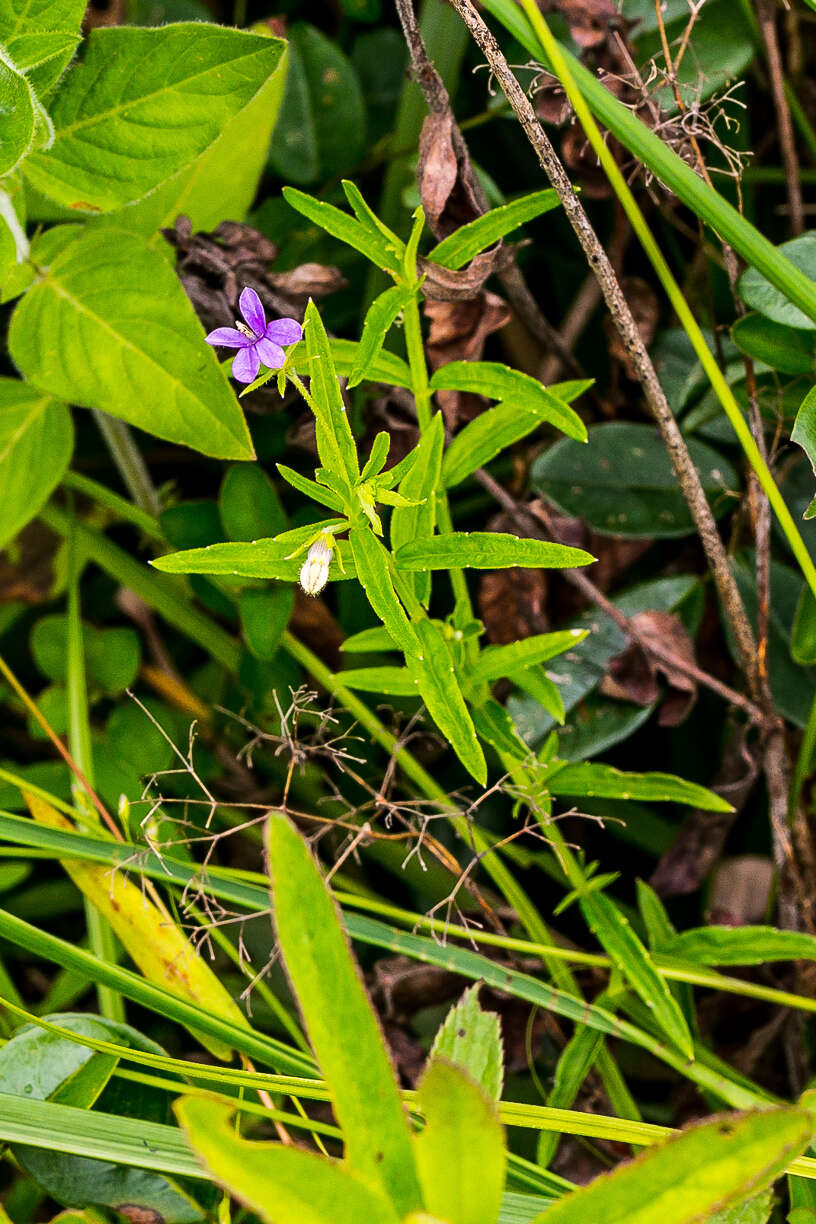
[
  {"xmin": 232, "ymin": 344, "xmax": 261, "ymax": 383},
  {"xmin": 255, "ymin": 337, "xmax": 285, "ymax": 370},
  {"xmin": 206, "ymin": 327, "xmax": 251, "ymax": 349},
  {"xmin": 264, "ymin": 317, "xmax": 303, "ymax": 347},
  {"xmin": 239, "ymin": 286, "xmax": 266, "ymax": 337}
]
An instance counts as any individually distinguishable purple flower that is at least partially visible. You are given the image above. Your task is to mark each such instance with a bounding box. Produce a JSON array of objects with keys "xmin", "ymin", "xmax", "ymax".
[{"xmin": 205, "ymin": 287, "xmax": 302, "ymax": 384}]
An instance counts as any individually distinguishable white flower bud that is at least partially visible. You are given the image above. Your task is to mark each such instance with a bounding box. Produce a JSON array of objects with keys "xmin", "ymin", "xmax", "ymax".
[{"xmin": 299, "ymin": 533, "xmax": 334, "ymax": 596}]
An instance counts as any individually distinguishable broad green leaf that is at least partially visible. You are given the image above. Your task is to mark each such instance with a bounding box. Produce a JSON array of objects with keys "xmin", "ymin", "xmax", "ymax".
[
  {"xmin": 265, "ymin": 814, "xmax": 423, "ymax": 1215},
  {"xmin": 660, "ymin": 926, "xmax": 816, "ymax": 966},
  {"xmin": 530, "ymin": 1104, "xmax": 815, "ymax": 1224},
  {"xmin": 428, "ymin": 189, "xmax": 560, "ymax": 269},
  {"xmin": 0, "ymin": 381, "xmax": 72, "ymax": 550},
  {"xmin": 413, "ymin": 1061, "xmax": 505, "ymax": 1224},
  {"xmin": 470, "ymin": 629, "xmax": 587, "ymax": 684},
  {"xmin": 349, "ymin": 528, "xmax": 417, "ymax": 656},
  {"xmin": 579, "ymin": 890, "xmax": 694, "ymax": 1060},
  {"xmin": 793, "ymin": 588, "xmax": 816, "ymax": 665},
  {"xmin": 26, "ymin": 794, "xmax": 249, "ymax": 1059},
  {"xmin": 152, "ymin": 535, "xmax": 355, "ymax": 583},
  {"xmin": 284, "ymin": 186, "xmax": 401, "ymax": 271},
  {"xmin": 792, "ymin": 390, "xmax": 816, "ymax": 502},
  {"xmin": 391, "ymin": 412, "xmax": 444, "ymax": 605},
  {"xmin": 408, "ymin": 618, "xmax": 487, "ymax": 784},
  {"xmin": 731, "ymin": 314, "xmax": 816, "ymax": 377},
  {"xmin": 23, "ymin": 25, "xmax": 284, "ymax": 212},
  {"xmin": 0, "ymin": 1013, "xmax": 117, "ymax": 1108},
  {"xmin": 532, "ymin": 422, "xmax": 737, "ymax": 538},
  {"xmin": 430, "ymin": 986, "xmax": 504, "ymax": 1104},
  {"xmin": 9, "ymin": 227, "xmax": 254, "ymax": 459},
  {"xmin": 96, "ymin": 33, "xmax": 287, "ymax": 237},
  {"xmin": 0, "ymin": 0, "xmax": 86, "ymax": 98},
  {"xmin": 431, "ymin": 362, "xmax": 587, "ymax": 442},
  {"xmin": 395, "ymin": 532, "xmax": 594, "ymax": 572},
  {"xmin": 546, "ymin": 762, "xmax": 732, "ymax": 811},
  {"xmin": 31, "ymin": 616, "xmax": 140, "ymax": 696},
  {"xmin": 333, "ymin": 666, "xmax": 417, "ymax": 696},
  {"xmin": 304, "ymin": 300, "xmax": 360, "ymax": 482},
  {"xmin": 239, "ymin": 586, "xmax": 294, "ymax": 661},
  {"xmin": 177, "ymin": 1097, "xmax": 400, "ymax": 1224},
  {"xmin": 0, "ymin": 47, "xmax": 37, "ymax": 175},
  {"xmin": 349, "ymin": 285, "xmax": 412, "ymax": 388},
  {"xmin": 739, "ymin": 233, "xmax": 816, "ymax": 331},
  {"xmin": 219, "ymin": 464, "xmax": 287, "ymax": 542},
  {"xmin": 268, "ymin": 23, "xmax": 366, "ymax": 186}
]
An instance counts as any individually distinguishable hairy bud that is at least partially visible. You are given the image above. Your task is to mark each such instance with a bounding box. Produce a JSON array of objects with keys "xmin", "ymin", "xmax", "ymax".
[{"xmin": 299, "ymin": 534, "xmax": 334, "ymax": 597}]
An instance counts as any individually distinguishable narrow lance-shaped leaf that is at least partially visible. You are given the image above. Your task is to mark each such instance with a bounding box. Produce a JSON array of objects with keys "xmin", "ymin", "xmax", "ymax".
[
  {"xmin": 349, "ymin": 528, "xmax": 417, "ymax": 657},
  {"xmin": 349, "ymin": 285, "xmax": 412, "ymax": 388},
  {"xmin": 408, "ymin": 619, "xmax": 487, "ymax": 785},
  {"xmin": 9, "ymin": 227, "xmax": 254, "ymax": 459},
  {"xmin": 427, "ymin": 188, "xmax": 561, "ymax": 269},
  {"xmin": 304, "ymin": 300, "xmax": 360, "ymax": 483},
  {"xmin": 660, "ymin": 926, "xmax": 816, "ymax": 967},
  {"xmin": 431, "ymin": 362, "xmax": 586, "ymax": 442},
  {"xmin": 265, "ymin": 814, "xmax": 423, "ymax": 1216},
  {"xmin": 530, "ymin": 1102, "xmax": 816, "ymax": 1224},
  {"xmin": 545, "ymin": 761, "xmax": 733, "ymax": 812},
  {"xmin": 391, "ymin": 412, "xmax": 444, "ymax": 606},
  {"xmin": 177, "ymin": 1097, "xmax": 401, "ymax": 1224},
  {"xmin": 331, "ymin": 666, "xmax": 417, "ymax": 697},
  {"xmin": 471, "ymin": 630, "xmax": 588, "ymax": 684},
  {"xmin": 395, "ymin": 532, "xmax": 594, "ymax": 572},
  {"xmin": 284, "ymin": 186, "xmax": 400, "ymax": 270},
  {"xmin": 579, "ymin": 889, "xmax": 694, "ymax": 1061},
  {"xmin": 151, "ymin": 535, "xmax": 355, "ymax": 583},
  {"xmin": 26, "ymin": 794, "xmax": 249, "ymax": 1060}
]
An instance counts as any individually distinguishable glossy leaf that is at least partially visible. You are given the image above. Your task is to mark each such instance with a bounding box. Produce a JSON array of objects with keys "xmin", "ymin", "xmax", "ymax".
[
  {"xmin": 408, "ymin": 618, "xmax": 486, "ymax": 784},
  {"xmin": 0, "ymin": 380, "xmax": 73, "ymax": 550},
  {"xmin": 546, "ymin": 762, "xmax": 732, "ymax": 811},
  {"xmin": 332, "ymin": 665, "xmax": 417, "ymax": 696},
  {"xmin": 23, "ymin": 24, "xmax": 283, "ymax": 212},
  {"xmin": 739, "ymin": 233, "xmax": 816, "ymax": 331},
  {"xmin": 431, "ymin": 362, "xmax": 587, "ymax": 442},
  {"xmin": 470, "ymin": 629, "xmax": 588, "ymax": 684},
  {"xmin": 284, "ymin": 186, "xmax": 402, "ymax": 271},
  {"xmin": 349, "ymin": 285, "xmax": 412, "ymax": 388},
  {"xmin": 428, "ymin": 189, "xmax": 560, "ymax": 269},
  {"xmin": 265, "ymin": 814, "xmax": 423, "ymax": 1215},
  {"xmin": 443, "ymin": 401, "xmax": 581, "ymax": 490},
  {"xmin": 532, "ymin": 422, "xmax": 737, "ymax": 538},
  {"xmin": 395, "ymin": 532, "xmax": 594, "ymax": 572},
  {"xmin": 349, "ymin": 528, "xmax": 417, "ymax": 656},
  {"xmin": 178, "ymin": 1097, "xmax": 399, "ymax": 1224},
  {"xmin": 9, "ymin": 227, "xmax": 253, "ymax": 459},
  {"xmin": 530, "ymin": 1104, "xmax": 816, "ymax": 1224},
  {"xmin": 731, "ymin": 313, "xmax": 816, "ymax": 376},
  {"xmin": 152, "ymin": 535, "xmax": 354, "ymax": 583},
  {"xmin": 413, "ymin": 1061, "xmax": 505, "ymax": 1224}
]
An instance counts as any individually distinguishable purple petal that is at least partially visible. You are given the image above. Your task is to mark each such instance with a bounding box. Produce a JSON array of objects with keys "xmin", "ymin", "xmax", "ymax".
[
  {"xmin": 255, "ymin": 337, "xmax": 286, "ymax": 370},
  {"xmin": 206, "ymin": 326, "xmax": 251, "ymax": 349},
  {"xmin": 239, "ymin": 286, "xmax": 266, "ymax": 337},
  {"xmin": 264, "ymin": 317, "xmax": 303, "ymax": 347},
  {"xmin": 232, "ymin": 344, "xmax": 261, "ymax": 383}
]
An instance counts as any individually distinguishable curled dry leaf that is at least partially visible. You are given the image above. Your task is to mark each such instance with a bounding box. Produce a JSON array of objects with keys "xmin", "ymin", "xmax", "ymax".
[
  {"xmin": 601, "ymin": 609, "xmax": 697, "ymax": 726},
  {"xmin": 418, "ymin": 248, "xmax": 512, "ymax": 301},
  {"xmin": 425, "ymin": 292, "xmax": 512, "ymax": 429},
  {"xmin": 479, "ymin": 567, "xmax": 550, "ymax": 645},
  {"xmin": 417, "ymin": 109, "xmax": 483, "ymax": 240}
]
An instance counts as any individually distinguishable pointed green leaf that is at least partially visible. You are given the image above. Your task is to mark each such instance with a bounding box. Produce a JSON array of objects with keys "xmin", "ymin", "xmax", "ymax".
[
  {"xmin": 152, "ymin": 535, "xmax": 354, "ymax": 583},
  {"xmin": 177, "ymin": 1097, "xmax": 400, "ymax": 1224},
  {"xmin": 413, "ymin": 1061, "xmax": 505, "ymax": 1224},
  {"xmin": 428, "ymin": 189, "xmax": 560, "ymax": 269},
  {"xmin": 546, "ymin": 762, "xmax": 733, "ymax": 811},
  {"xmin": 304, "ymin": 300, "xmax": 360, "ymax": 482},
  {"xmin": 332, "ymin": 666, "xmax": 417, "ymax": 696},
  {"xmin": 284, "ymin": 186, "xmax": 399, "ymax": 269},
  {"xmin": 471, "ymin": 630, "xmax": 588, "ymax": 684},
  {"xmin": 579, "ymin": 890, "xmax": 694, "ymax": 1060},
  {"xmin": 443, "ymin": 402, "xmax": 575, "ymax": 490},
  {"xmin": 530, "ymin": 1105, "xmax": 815, "ymax": 1224},
  {"xmin": 0, "ymin": 381, "xmax": 73, "ymax": 549},
  {"xmin": 430, "ymin": 362, "xmax": 587, "ymax": 442},
  {"xmin": 391, "ymin": 412, "xmax": 444, "ymax": 605},
  {"xmin": 23, "ymin": 25, "xmax": 284, "ymax": 212},
  {"xmin": 265, "ymin": 814, "xmax": 423, "ymax": 1215},
  {"xmin": 349, "ymin": 285, "xmax": 412, "ymax": 388},
  {"xmin": 430, "ymin": 986, "xmax": 504, "ymax": 1104},
  {"xmin": 395, "ymin": 532, "xmax": 594, "ymax": 572},
  {"xmin": 0, "ymin": 0, "xmax": 86, "ymax": 99},
  {"xmin": 9, "ymin": 228, "xmax": 254, "ymax": 459},
  {"xmin": 408, "ymin": 619, "xmax": 486, "ymax": 784},
  {"xmin": 349, "ymin": 528, "xmax": 417, "ymax": 656},
  {"xmin": 660, "ymin": 926, "xmax": 816, "ymax": 966}
]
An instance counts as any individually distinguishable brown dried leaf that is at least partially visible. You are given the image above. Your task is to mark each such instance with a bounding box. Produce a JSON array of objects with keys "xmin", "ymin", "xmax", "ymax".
[
  {"xmin": 561, "ymin": 124, "xmax": 611, "ymax": 199},
  {"xmin": 417, "ymin": 110, "xmax": 483, "ymax": 240},
  {"xmin": 601, "ymin": 611, "xmax": 697, "ymax": 726},
  {"xmin": 479, "ymin": 569, "xmax": 550, "ymax": 645},
  {"xmin": 419, "ymin": 249, "xmax": 511, "ymax": 302}
]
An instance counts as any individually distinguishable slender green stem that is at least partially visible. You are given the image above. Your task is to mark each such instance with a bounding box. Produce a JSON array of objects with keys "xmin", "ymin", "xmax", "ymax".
[
  {"xmin": 92, "ymin": 412, "xmax": 161, "ymax": 519},
  {"xmin": 515, "ymin": 0, "xmax": 816, "ymax": 604},
  {"xmin": 63, "ymin": 471, "xmax": 164, "ymax": 541}
]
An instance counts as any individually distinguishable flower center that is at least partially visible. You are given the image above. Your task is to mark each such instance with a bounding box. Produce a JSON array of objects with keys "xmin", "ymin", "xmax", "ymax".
[{"xmin": 235, "ymin": 320, "xmax": 256, "ymax": 339}]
